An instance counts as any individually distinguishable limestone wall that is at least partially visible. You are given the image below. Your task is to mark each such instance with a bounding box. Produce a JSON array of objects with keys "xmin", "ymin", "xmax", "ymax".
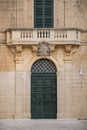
[
  {"xmin": 0, "ymin": 45, "xmax": 15, "ymax": 71},
  {"xmin": 71, "ymin": 43, "xmax": 87, "ymax": 119},
  {"xmin": 0, "ymin": 0, "xmax": 87, "ymax": 29},
  {"xmin": 0, "ymin": 45, "xmax": 15, "ymax": 118},
  {"xmin": 0, "ymin": 0, "xmax": 87, "ymax": 119}
]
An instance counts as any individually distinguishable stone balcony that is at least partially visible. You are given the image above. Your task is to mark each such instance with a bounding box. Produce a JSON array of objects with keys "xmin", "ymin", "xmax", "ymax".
[{"xmin": 6, "ymin": 28, "xmax": 81, "ymax": 45}]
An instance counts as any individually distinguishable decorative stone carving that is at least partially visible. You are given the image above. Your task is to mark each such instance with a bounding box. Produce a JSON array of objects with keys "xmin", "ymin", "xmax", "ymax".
[
  {"xmin": 16, "ymin": 45, "xmax": 23, "ymax": 53},
  {"xmin": 37, "ymin": 42, "xmax": 50, "ymax": 56},
  {"xmin": 65, "ymin": 45, "xmax": 72, "ymax": 53},
  {"xmin": 15, "ymin": 45, "xmax": 23, "ymax": 62},
  {"xmin": 64, "ymin": 45, "xmax": 79, "ymax": 62}
]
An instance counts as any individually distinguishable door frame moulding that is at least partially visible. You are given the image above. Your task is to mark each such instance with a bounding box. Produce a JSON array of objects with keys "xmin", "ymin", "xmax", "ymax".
[{"xmin": 27, "ymin": 56, "xmax": 60, "ymax": 119}]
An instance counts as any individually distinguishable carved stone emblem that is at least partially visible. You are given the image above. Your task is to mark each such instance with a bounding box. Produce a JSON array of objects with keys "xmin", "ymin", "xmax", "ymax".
[{"xmin": 37, "ymin": 42, "xmax": 50, "ymax": 56}]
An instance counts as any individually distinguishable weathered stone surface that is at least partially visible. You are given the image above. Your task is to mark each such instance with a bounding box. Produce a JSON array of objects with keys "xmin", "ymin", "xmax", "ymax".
[
  {"xmin": 0, "ymin": 120, "xmax": 87, "ymax": 130},
  {"xmin": 0, "ymin": 0, "xmax": 87, "ymax": 119}
]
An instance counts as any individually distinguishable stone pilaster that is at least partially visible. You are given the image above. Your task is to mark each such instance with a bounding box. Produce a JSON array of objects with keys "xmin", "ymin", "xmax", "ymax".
[{"xmin": 14, "ymin": 45, "xmax": 24, "ymax": 118}]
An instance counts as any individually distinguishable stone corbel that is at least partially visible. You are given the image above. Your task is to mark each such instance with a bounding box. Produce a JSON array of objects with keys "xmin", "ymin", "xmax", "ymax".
[
  {"xmin": 64, "ymin": 45, "xmax": 79, "ymax": 62},
  {"xmin": 16, "ymin": 45, "xmax": 22, "ymax": 53},
  {"xmin": 15, "ymin": 45, "xmax": 23, "ymax": 63},
  {"xmin": 65, "ymin": 45, "xmax": 72, "ymax": 53},
  {"xmin": 64, "ymin": 45, "xmax": 72, "ymax": 62}
]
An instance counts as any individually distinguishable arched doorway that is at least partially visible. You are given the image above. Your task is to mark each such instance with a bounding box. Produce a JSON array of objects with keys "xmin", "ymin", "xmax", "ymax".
[{"xmin": 31, "ymin": 59, "xmax": 57, "ymax": 119}]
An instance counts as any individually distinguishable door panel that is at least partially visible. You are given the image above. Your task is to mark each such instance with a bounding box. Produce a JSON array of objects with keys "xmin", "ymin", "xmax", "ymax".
[{"xmin": 31, "ymin": 73, "xmax": 57, "ymax": 119}]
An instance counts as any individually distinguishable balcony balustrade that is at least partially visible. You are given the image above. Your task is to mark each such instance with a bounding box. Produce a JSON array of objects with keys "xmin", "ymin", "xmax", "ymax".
[{"xmin": 6, "ymin": 28, "xmax": 81, "ymax": 45}]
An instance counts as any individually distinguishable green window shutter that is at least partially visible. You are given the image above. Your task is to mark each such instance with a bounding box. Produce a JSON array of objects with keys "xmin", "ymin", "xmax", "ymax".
[
  {"xmin": 34, "ymin": 0, "xmax": 54, "ymax": 28},
  {"xmin": 34, "ymin": 0, "xmax": 43, "ymax": 28},
  {"xmin": 44, "ymin": 0, "xmax": 53, "ymax": 28}
]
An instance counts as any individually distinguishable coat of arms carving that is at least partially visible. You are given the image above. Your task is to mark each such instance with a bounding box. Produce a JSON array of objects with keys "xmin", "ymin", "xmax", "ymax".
[{"xmin": 37, "ymin": 42, "xmax": 50, "ymax": 56}]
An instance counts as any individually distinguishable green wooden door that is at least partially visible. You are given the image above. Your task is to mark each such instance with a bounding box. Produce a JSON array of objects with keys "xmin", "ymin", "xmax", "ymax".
[
  {"xmin": 31, "ymin": 73, "xmax": 57, "ymax": 119},
  {"xmin": 31, "ymin": 59, "xmax": 57, "ymax": 119}
]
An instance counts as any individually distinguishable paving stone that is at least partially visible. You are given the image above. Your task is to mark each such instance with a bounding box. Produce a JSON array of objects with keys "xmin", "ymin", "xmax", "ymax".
[{"xmin": 0, "ymin": 119, "xmax": 87, "ymax": 130}]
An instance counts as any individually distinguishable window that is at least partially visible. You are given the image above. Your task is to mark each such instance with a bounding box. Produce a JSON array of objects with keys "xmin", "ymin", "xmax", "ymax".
[{"xmin": 34, "ymin": 0, "xmax": 54, "ymax": 28}]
